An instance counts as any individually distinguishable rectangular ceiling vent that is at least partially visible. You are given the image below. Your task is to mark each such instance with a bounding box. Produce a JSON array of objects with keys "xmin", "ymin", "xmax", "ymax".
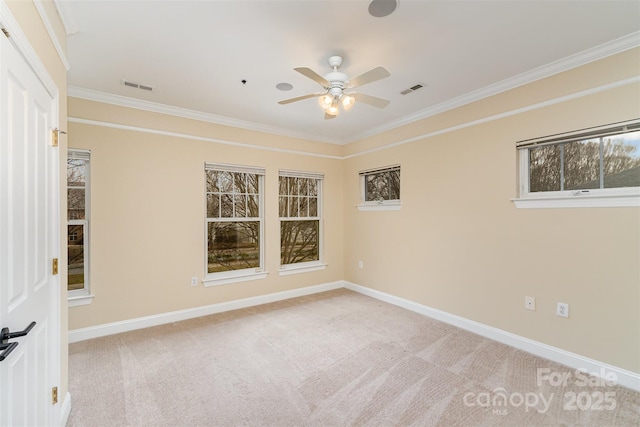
[
  {"xmin": 400, "ymin": 83, "xmax": 425, "ymax": 95},
  {"xmin": 121, "ymin": 79, "xmax": 154, "ymax": 92}
]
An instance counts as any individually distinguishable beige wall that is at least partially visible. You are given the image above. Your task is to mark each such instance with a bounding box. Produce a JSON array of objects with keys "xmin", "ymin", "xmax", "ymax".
[
  {"xmin": 67, "ymin": 99, "xmax": 344, "ymax": 329},
  {"xmin": 67, "ymin": 48, "xmax": 639, "ymax": 375},
  {"xmin": 5, "ymin": 0, "xmax": 70, "ymax": 407},
  {"xmin": 343, "ymin": 49, "xmax": 640, "ymax": 373}
]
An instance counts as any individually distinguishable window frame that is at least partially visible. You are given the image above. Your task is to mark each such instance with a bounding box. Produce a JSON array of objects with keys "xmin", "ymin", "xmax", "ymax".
[
  {"xmin": 203, "ymin": 163, "xmax": 267, "ymax": 286},
  {"xmin": 513, "ymin": 119, "xmax": 640, "ymax": 209},
  {"xmin": 357, "ymin": 165, "xmax": 401, "ymax": 211},
  {"xmin": 278, "ymin": 170, "xmax": 326, "ymax": 276},
  {"xmin": 67, "ymin": 149, "xmax": 94, "ymax": 307}
]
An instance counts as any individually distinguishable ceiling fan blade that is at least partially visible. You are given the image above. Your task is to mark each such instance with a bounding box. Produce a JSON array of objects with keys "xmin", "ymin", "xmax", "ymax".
[
  {"xmin": 348, "ymin": 66, "xmax": 390, "ymax": 88},
  {"xmin": 353, "ymin": 93, "xmax": 390, "ymax": 109},
  {"xmin": 324, "ymin": 112, "xmax": 336, "ymax": 120},
  {"xmin": 278, "ymin": 93, "xmax": 320, "ymax": 105},
  {"xmin": 294, "ymin": 67, "xmax": 330, "ymax": 87}
]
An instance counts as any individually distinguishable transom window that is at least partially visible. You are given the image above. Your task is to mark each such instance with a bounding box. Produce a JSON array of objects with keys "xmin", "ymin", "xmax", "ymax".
[
  {"xmin": 279, "ymin": 170, "xmax": 324, "ymax": 274},
  {"xmin": 204, "ymin": 163, "xmax": 265, "ymax": 285},
  {"xmin": 515, "ymin": 119, "xmax": 640, "ymax": 208},
  {"xmin": 358, "ymin": 165, "xmax": 401, "ymax": 211}
]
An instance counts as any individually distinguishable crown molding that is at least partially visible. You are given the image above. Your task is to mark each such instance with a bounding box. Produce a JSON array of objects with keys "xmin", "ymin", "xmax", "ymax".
[
  {"xmin": 349, "ymin": 31, "xmax": 640, "ymax": 142},
  {"xmin": 53, "ymin": 0, "xmax": 79, "ymax": 35},
  {"xmin": 34, "ymin": 0, "xmax": 69, "ymax": 70},
  {"xmin": 67, "ymin": 86, "xmax": 343, "ymax": 145}
]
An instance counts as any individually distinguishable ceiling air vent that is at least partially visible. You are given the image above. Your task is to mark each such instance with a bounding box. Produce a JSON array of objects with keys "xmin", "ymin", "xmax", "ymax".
[
  {"xmin": 400, "ymin": 83, "xmax": 425, "ymax": 95},
  {"xmin": 121, "ymin": 79, "xmax": 154, "ymax": 92}
]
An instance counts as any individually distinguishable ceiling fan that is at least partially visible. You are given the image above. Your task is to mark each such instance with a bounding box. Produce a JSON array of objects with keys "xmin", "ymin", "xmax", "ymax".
[{"xmin": 278, "ymin": 55, "xmax": 390, "ymax": 119}]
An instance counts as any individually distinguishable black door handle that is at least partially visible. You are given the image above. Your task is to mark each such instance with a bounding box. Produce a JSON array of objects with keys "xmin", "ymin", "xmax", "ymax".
[{"xmin": 0, "ymin": 321, "xmax": 36, "ymax": 362}]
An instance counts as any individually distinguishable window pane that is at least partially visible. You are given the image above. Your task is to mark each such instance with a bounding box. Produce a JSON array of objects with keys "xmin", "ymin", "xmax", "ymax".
[
  {"xmin": 280, "ymin": 220, "xmax": 319, "ymax": 265},
  {"xmin": 206, "ymin": 170, "xmax": 219, "ymax": 192},
  {"xmin": 220, "ymin": 194, "xmax": 234, "ymax": 218},
  {"xmin": 289, "ymin": 196, "xmax": 299, "ymax": 217},
  {"xmin": 279, "ymin": 196, "xmax": 288, "ymax": 217},
  {"xmin": 247, "ymin": 174, "xmax": 259, "ymax": 194},
  {"xmin": 299, "ymin": 178, "xmax": 309, "ymax": 196},
  {"xmin": 564, "ymin": 139, "xmax": 600, "ymax": 190},
  {"xmin": 603, "ymin": 131, "xmax": 640, "ymax": 189},
  {"xmin": 366, "ymin": 174, "xmax": 383, "ymax": 201},
  {"xmin": 206, "ymin": 194, "xmax": 220, "ymax": 218},
  {"xmin": 68, "ymin": 224, "xmax": 85, "ymax": 291},
  {"xmin": 278, "ymin": 176, "xmax": 288, "ymax": 196},
  {"xmin": 219, "ymin": 171, "xmax": 233, "ymax": 192},
  {"xmin": 389, "ymin": 169, "xmax": 401, "ymax": 200},
  {"xmin": 299, "ymin": 196, "xmax": 309, "ymax": 217},
  {"xmin": 68, "ymin": 188, "xmax": 85, "ymax": 220},
  {"xmin": 67, "ymin": 158, "xmax": 86, "ymax": 187},
  {"xmin": 309, "ymin": 197, "xmax": 318, "ymax": 217},
  {"xmin": 248, "ymin": 195, "xmax": 260, "ymax": 218},
  {"xmin": 288, "ymin": 177, "xmax": 299, "ymax": 196},
  {"xmin": 233, "ymin": 173, "xmax": 247, "ymax": 193},
  {"xmin": 529, "ymin": 145, "xmax": 561, "ymax": 192},
  {"xmin": 234, "ymin": 195, "xmax": 247, "ymax": 217},
  {"xmin": 207, "ymin": 221, "xmax": 260, "ymax": 273},
  {"xmin": 308, "ymin": 179, "xmax": 318, "ymax": 197}
]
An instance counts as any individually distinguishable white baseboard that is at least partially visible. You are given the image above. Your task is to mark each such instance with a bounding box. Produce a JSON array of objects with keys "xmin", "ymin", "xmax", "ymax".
[
  {"xmin": 68, "ymin": 279, "xmax": 640, "ymax": 392},
  {"xmin": 344, "ymin": 281, "xmax": 640, "ymax": 392},
  {"xmin": 68, "ymin": 281, "xmax": 343, "ymax": 343},
  {"xmin": 59, "ymin": 392, "xmax": 71, "ymax": 427}
]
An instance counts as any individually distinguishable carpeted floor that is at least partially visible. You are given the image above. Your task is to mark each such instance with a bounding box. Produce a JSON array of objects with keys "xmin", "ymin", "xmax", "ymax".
[{"xmin": 67, "ymin": 289, "xmax": 640, "ymax": 426}]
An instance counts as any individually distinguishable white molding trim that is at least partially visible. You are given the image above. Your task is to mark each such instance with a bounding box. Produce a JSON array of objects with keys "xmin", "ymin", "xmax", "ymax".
[
  {"xmin": 343, "ymin": 76, "xmax": 640, "ymax": 159},
  {"xmin": 59, "ymin": 392, "xmax": 71, "ymax": 427},
  {"xmin": 69, "ymin": 76, "xmax": 639, "ymax": 162},
  {"xmin": 65, "ymin": 33, "xmax": 640, "ymax": 147},
  {"xmin": 68, "ymin": 86, "xmax": 342, "ymax": 146},
  {"xmin": 352, "ymin": 31, "xmax": 640, "ymax": 142},
  {"xmin": 68, "ymin": 281, "xmax": 344, "ymax": 343},
  {"xmin": 344, "ymin": 281, "xmax": 640, "ymax": 392},
  {"xmin": 67, "ymin": 117, "xmax": 342, "ymax": 160},
  {"xmin": 33, "ymin": 0, "xmax": 70, "ymax": 70},
  {"xmin": 512, "ymin": 194, "xmax": 640, "ymax": 209}
]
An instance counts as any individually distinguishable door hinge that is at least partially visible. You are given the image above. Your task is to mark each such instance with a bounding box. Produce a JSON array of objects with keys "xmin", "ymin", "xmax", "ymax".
[
  {"xmin": 1, "ymin": 28, "xmax": 9, "ymax": 38},
  {"xmin": 51, "ymin": 128, "xmax": 66, "ymax": 147},
  {"xmin": 52, "ymin": 386, "xmax": 58, "ymax": 404},
  {"xmin": 52, "ymin": 258, "xmax": 58, "ymax": 275}
]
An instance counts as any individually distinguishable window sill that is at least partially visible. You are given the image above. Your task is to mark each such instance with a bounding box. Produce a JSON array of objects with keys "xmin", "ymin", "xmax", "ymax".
[
  {"xmin": 357, "ymin": 202, "xmax": 401, "ymax": 211},
  {"xmin": 279, "ymin": 262, "xmax": 327, "ymax": 276},
  {"xmin": 203, "ymin": 270, "xmax": 268, "ymax": 287},
  {"xmin": 68, "ymin": 294, "xmax": 95, "ymax": 307},
  {"xmin": 512, "ymin": 193, "xmax": 640, "ymax": 209}
]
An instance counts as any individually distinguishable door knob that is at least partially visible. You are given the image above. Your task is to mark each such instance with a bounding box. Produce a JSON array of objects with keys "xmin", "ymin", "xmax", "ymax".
[{"xmin": 0, "ymin": 321, "xmax": 36, "ymax": 362}]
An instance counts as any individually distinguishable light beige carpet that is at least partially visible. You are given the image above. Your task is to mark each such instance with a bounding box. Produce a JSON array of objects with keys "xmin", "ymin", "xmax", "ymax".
[{"xmin": 67, "ymin": 289, "xmax": 640, "ymax": 426}]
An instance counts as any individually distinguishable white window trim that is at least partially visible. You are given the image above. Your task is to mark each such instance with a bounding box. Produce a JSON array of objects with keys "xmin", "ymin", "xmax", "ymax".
[
  {"xmin": 204, "ymin": 163, "xmax": 267, "ymax": 284},
  {"xmin": 279, "ymin": 170, "xmax": 324, "ymax": 272},
  {"xmin": 513, "ymin": 120, "xmax": 640, "ymax": 209},
  {"xmin": 202, "ymin": 269, "xmax": 268, "ymax": 287},
  {"xmin": 67, "ymin": 149, "xmax": 92, "ymax": 305},
  {"xmin": 279, "ymin": 261, "xmax": 327, "ymax": 276},
  {"xmin": 357, "ymin": 200, "xmax": 402, "ymax": 211}
]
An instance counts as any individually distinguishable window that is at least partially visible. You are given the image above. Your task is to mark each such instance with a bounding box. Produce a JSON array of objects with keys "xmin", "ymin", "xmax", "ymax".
[
  {"xmin": 68, "ymin": 149, "xmax": 93, "ymax": 306},
  {"xmin": 204, "ymin": 163, "xmax": 266, "ymax": 285},
  {"xmin": 514, "ymin": 119, "xmax": 640, "ymax": 208},
  {"xmin": 358, "ymin": 165, "xmax": 401, "ymax": 211},
  {"xmin": 279, "ymin": 170, "xmax": 325, "ymax": 275}
]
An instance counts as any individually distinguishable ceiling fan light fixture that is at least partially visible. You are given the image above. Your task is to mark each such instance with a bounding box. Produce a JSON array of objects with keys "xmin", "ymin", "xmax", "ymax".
[
  {"xmin": 341, "ymin": 94, "xmax": 355, "ymax": 111},
  {"xmin": 327, "ymin": 98, "xmax": 340, "ymax": 116},
  {"xmin": 319, "ymin": 93, "xmax": 333, "ymax": 110}
]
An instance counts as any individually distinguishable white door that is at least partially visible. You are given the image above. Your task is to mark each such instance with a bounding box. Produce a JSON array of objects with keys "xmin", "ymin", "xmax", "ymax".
[{"xmin": 0, "ymin": 29, "xmax": 59, "ymax": 426}]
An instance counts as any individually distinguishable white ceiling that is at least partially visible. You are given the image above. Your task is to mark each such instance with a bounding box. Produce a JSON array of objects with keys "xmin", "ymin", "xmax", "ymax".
[{"xmin": 57, "ymin": 1, "xmax": 640, "ymax": 144}]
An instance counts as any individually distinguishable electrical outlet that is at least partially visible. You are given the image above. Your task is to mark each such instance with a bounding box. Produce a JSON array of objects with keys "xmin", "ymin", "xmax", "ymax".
[
  {"xmin": 525, "ymin": 296, "xmax": 535, "ymax": 311},
  {"xmin": 358, "ymin": 260, "xmax": 363, "ymax": 269},
  {"xmin": 556, "ymin": 302, "xmax": 569, "ymax": 318},
  {"xmin": 191, "ymin": 277, "xmax": 198, "ymax": 287}
]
